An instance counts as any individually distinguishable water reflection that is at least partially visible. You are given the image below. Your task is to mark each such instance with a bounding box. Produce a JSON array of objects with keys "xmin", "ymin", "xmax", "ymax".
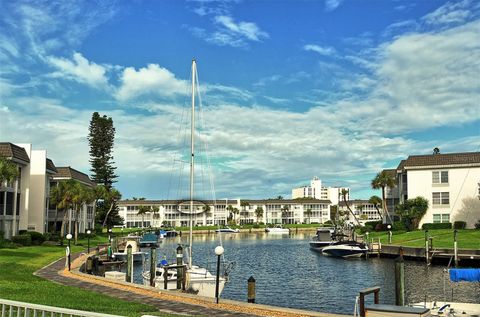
[{"xmin": 134, "ymin": 232, "xmax": 479, "ymax": 315}]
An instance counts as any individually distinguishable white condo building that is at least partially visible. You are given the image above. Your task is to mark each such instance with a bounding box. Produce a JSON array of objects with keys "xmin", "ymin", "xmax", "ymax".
[
  {"xmin": 1, "ymin": 142, "xmax": 96, "ymax": 239},
  {"xmin": 118, "ymin": 198, "xmax": 332, "ymax": 228},
  {"xmin": 386, "ymin": 151, "xmax": 480, "ymax": 228},
  {"xmin": 292, "ymin": 177, "xmax": 348, "ymax": 205},
  {"xmin": 339, "ymin": 200, "xmax": 383, "ymax": 226}
]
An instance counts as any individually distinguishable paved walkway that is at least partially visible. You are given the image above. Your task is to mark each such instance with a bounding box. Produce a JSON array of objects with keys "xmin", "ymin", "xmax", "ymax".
[
  {"xmin": 35, "ymin": 253, "xmax": 256, "ymax": 317},
  {"xmin": 35, "ymin": 252, "xmax": 347, "ymax": 317}
]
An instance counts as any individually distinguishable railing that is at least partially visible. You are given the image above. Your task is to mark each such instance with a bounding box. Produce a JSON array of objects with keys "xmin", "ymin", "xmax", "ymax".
[{"xmin": 0, "ymin": 298, "xmax": 123, "ymax": 317}]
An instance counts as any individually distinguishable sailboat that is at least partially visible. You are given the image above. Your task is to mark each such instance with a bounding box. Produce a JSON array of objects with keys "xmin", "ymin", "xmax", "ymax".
[{"xmin": 142, "ymin": 60, "xmax": 227, "ymax": 297}]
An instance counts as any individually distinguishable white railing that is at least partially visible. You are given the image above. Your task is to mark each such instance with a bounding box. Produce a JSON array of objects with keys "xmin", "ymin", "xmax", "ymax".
[{"xmin": 0, "ymin": 299, "xmax": 123, "ymax": 317}]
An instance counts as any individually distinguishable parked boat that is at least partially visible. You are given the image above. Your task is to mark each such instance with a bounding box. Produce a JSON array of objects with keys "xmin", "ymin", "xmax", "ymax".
[
  {"xmin": 142, "ymin": 60, "xmax": 227, "ymax": 297},
  {"xmin": 309, "ymin": 227, "xmax": 335, "ymax": 250},
  {"xmin": 113, "ymin": 238, "xmax": 146, "ymax": 262},
  {"xmin": 139, "ymin": 232, "xmax": 160, "ymax": 247},
  {"xmin": 215, "ymin": 226, "xmax": 239, "ymax": 233},
  {"xmin": 322, "ymin": 241, "xmax": 368, "ymax": 258},
  {"xmin": 265, "ymin": 225, "xmax": 290, "ymax": 234}
]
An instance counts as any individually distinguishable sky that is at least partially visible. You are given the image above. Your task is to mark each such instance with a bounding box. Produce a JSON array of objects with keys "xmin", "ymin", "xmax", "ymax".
[{"xmin": 1, "ymin": 0, "xmax": 479, "ymax": 201}]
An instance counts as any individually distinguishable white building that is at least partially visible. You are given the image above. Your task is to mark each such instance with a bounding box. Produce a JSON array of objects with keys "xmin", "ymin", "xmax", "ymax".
[
  {"xmin": 118, "ymin": 198, "xmax": 332, "ymax": 228},
  {"xmin": 0, "ymin": 143, "xmax": 57, "ymax": 238},
  {"xmin": 1, "ymin": 142, "xmax": 96, "ymax": 239},
  {"xmin": 339, "ymin": 200, "xmax": 383, "ymax": 226},
  {"xmin": 292, "ymin": 176, "xmax": 348, "ymax": 205},
  {"xmin": 387, "ymin": 151, "xmax": 480, "ymax": 228}
]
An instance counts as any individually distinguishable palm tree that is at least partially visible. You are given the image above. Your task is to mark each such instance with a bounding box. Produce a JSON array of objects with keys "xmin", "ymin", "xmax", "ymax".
[
  {"xmin": 240, "ymin": 200, "xmax": 250, "ymax": 224},
  {"xmin": 368, "ymin": 195, "xmax": 383, "ymax": 221},
  {"xmin": 101, "ymin": 188, "xmax": 122, "ymax": 227},
  {"xmin": 371, "ymin": 171, "xmax": 396, "ymax": 223},
  {"xmin": 341, "ymin": 189, "xmax": 360, "ymax": 226},
  {"xmin": 137, "ymin": 205, "xmax": 150, "ymax": 228},
  {"xmin": 281, "ymin": 205, "xmax": 290, "ymax": 224},
  {"xmin": 50, "ymin": 179, "xmax": 77, "ymax": 240},
  {"xmin": 226, "ymin": 205, "xmax": 234, "ymax": 224},
  {"xmin": 0, "ymin": 158, "xmax": 20, "ymax": 235},
  {"xmin": 233, "ymin": 207, "xmax": 239, "ymax": 224},
  {"xmin": 71, "ymin": 183, "xmax": 94, "ymax": 244},
  {"xmin": 304, "ymin": 208, "xmax": 313, "ymax": 224},
  {"xmin": 254, "ymin": 207, "xmax": 263, "ymax": 223}
]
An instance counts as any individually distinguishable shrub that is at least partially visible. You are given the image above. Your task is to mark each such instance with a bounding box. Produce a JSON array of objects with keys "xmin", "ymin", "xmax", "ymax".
[
  {"xmin": 11, "ymin": 234, "xmax": 32, "ymax": 246},
  {"xmin": 475, "ymin": 220, "xmax": 480, "ymax": 229},
  {"xmin": 453, "ymin": 221, "xmax": 466, "ymax": 229},
  {"xmin": 392, "ymin": 221, "xmax": 407, "ymax": 231},
  {"xmin": 375, "ymin": 223, "xmax": 390, "ymax": 231},
  {"xmin": 28, "ymin": 231, "xmax": 46, "ymax": 245},
  {"xmin": 18, "ymin": 230, "xmax": 27, "ymax": 235},
  {"xmin": 43, "ymin": 232, "xmax": 61, "ymax": 242},
  {"xmin": 252, "ymin": 224, "xmax": 260, "ymax": 229},
  {"xmin": 422, "ymin": 223, "xmax": 452, "ymax": 230},
  {"xmin": 323, "ymin": 220, "xmax": 333, "ymax": 225},
  {"xmin": 0, "ymin": 231, "xmax": 4, "ymax": 239},
  {"xmin": 365, "ymin": 221, "xmax": 382, "ymax": 228},
  {"xmin": 0, "ymin": 239, "xmax": 16, "ymax": 248}
]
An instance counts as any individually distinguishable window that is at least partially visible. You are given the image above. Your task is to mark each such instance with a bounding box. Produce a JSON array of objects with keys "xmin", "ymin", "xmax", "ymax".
[
  {"xmin": 433, "ymin": 214, "xmax": 441, "ymax": 223},
  {"xmin": 441, "ymin": 214, "xmax": 450, "ymax": 223},
  {"xmin": 432, "ymin": 171, "xmax": 448, "ymax": 184},
  {"xmin": 432, "ymin": 192, "xmax": 449, "ymax": 205}
]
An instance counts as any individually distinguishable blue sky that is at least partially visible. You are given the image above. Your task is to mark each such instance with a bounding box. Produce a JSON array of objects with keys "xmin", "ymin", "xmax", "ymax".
[{"xmin": 1, "ymin": 0, "xmax": 479, "ymax": 200}]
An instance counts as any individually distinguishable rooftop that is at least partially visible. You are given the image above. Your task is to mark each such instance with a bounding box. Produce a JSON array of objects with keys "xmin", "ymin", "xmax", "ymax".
[
  {"xmin": 0, "ymin": 142, "xmax": 30, "ymax": 164},
  {"xmin": 53, "ymin": 167, "xmax": 95, "ymax": 187},
  {"xmin": 403, "ymin": 151, "xmax": 480, "ymax": 169}
]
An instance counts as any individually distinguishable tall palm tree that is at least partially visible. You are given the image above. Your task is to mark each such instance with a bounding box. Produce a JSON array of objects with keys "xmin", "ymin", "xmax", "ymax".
[
  {"xmin": 50, "ymin": 179, "xmax": 77, "ymax": 239},
  {"xmin": 341, "ymin": 189, "xmax": 360, "ymax": 226},
  {"xmin": 226, "ymin": 205, "xmax": 234, "ymax": 224},
  {"xmin": 72, "ymin": 183, "xmax": 94, "ymax": 244},
  {"xmin": 101, "ymin": 188, "xmax": 122, "ymax": 227},
  {"xmin": 281, "ymin": 205, "xmax": 290, "ymax": 224},
  {"xmin": 233, "ymin": 207, "xmax": 239, "ymax": 224},
  {"xmin": 240, "ymin": 200, "xmax": 250, "ymax": 224},
  {"xmin": 254, "ymin": 207, "xmax": 263, "ymax": 224},
  {"xmin": 371, "ymin": 171, "xmax": 396, "ymax": 223},
  {"xmin": 137, "ymin": 205, "xmax": 150, "ymax": 228},
  {"xmin": 304, "ymin": 208, "xmax": 313, "ymax": 224},
  {"xmin": 0, "ymin": 157, "xmax": 19, "ymax": 185},
  {"xmin": 368, "ymin": 195, "xmax": 383, "ymax": 221}
]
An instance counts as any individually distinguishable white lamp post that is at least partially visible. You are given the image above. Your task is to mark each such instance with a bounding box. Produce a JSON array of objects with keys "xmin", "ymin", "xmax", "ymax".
[
  {"xmin": 86, "ymin": 229, "xmax": 91, "ymax": 253},
  {"xmin": 214, "ymin": 245, "xmax": 224, "ymax": 304},
  {"xmin": 66, "ymin": 233, "xmax": 73, "ymax": 271},
  {"xmin": 387, "ymin": 224, "xmax": 392, "ymax": 244}
]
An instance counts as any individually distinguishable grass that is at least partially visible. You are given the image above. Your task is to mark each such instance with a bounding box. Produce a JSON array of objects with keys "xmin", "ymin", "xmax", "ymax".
[
  {"xmin": 0, "ymin": 245, "xmax": 181, "ymax": 317},
  {"xmin": 362, "ymin": 229, "xmax": 480, "ymax": 249}
]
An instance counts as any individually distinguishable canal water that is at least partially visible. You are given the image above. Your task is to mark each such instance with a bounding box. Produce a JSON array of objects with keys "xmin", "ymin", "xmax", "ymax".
[{"xmin": 133, "ymin": 232, "xmax": 480, "ymax": 315}]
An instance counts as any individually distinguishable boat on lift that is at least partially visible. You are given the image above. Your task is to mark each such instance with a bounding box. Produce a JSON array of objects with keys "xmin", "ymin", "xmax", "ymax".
[{"xmin": 322, "ymin": 240, "xmax": 368, "ymax": 258}]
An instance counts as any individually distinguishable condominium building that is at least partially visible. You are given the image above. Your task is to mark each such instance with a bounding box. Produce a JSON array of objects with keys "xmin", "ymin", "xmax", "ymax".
[
  {"xmin": 339, "ymin": 200, "xmax": 383, "ymax": 226},
  {"xmin": 117, "ymin": 198, "xmax": 332, "ymax": 228},
  {"xmin": 1, "ymin": 142, "xmax": 96, "ymax": 239},
  {"xmin": 292, "ymin": 176, "xmax": 348, "ymax": 205},
  {"xmin": 48, "ymin": 167, "xmax": 96, "ymax": 234},
  {"xmin": 387, "ymin": 151, "xmax": 480, "ymax": 228}
]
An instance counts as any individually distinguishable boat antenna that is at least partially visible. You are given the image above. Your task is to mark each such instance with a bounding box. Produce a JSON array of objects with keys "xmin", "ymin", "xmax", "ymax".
[{"xmin": 189, "ymin": 59, "xmax": 196, "ymax": 269}]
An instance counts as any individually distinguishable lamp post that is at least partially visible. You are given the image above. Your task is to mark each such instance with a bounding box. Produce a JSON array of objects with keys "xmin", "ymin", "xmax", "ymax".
[
  {"xmin": 86, "ymin": 229, "xmax": 91, "ymax": 253},
  {"xmin": 108, "ymin": 228, "xmax": 112, "ymax": 244},
  {"xmin": 387, "ymin": 224, "xmax": 392, "ymax": 244},
  {"xmin": 66, "ymin": 233, "xmax": 72, "ymax": 271},
  {"xmin": 214, "ymin": 245, "xmax": 224, "ymax": 304}
]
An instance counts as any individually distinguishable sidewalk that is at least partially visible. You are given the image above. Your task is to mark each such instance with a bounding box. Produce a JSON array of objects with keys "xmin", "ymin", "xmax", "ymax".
[{"xmin": 35, "ymin": 252, "xmax": 347, "ymax": 317}]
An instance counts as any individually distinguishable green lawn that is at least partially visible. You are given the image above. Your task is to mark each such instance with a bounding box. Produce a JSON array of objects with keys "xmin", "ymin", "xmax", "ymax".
[
  {"xmin": 362, "ymin": 229, "xmax": 480, "ymax": 249},
  {"xmin": 0, "ymin": 245, "xmax": 181, "ymax": 317}
]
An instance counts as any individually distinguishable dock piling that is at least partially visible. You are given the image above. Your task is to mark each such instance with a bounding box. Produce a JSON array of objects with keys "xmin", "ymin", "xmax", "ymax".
[
  {"xmin": 247, "ymin": 276, "xmax": 256, "ymax": 303},
  {"xmin": 176, "ymin": 245, "xmax": 183, "ymax": 290},
  {"xmin": 126, "ymin": 245, "xmax": 132, "ymax": 283},
  {"xmin": 394, "ymin": 249, "xmax": 405, "ymax": 306},
  {"xmin": 454, "ymin": 229, "xmax": 458, "ymax": 267},
  {"xmin": 150, "ymin": 246, "xmax": 156, "ymax": 287}
]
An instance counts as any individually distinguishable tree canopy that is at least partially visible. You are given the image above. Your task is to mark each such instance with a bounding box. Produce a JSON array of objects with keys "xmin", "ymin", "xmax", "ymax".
[{"xmin": 395, "ymin": 196, "xmax": 429, "ymax": 230}]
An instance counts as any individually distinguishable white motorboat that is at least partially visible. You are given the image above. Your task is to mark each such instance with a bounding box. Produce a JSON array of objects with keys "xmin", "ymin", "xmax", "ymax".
[
  {"xmin": 215, "ymin": 226, "xmax": 239, "ymax": 233},
  {"xmin": 113, "ymin": 238, "xmax": 146, "ymax": 262},
  {"xmin": 321, "ymin": 241, "xmax": 368, "ymax": 258},
  {"xmin": 142, "ymin": 60, "xmax": 227, "ymax": 297},
  {"xmin": 265, "ymin": 225, "xmax": 290, "ymax": 234},
  {"xmin": 309, "ymin": 227, "xmax": 335, "ymax": 250}
]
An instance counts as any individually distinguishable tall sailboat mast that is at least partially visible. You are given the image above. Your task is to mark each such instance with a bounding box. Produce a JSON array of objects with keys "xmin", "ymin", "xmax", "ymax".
[{"xmin": 189, "ymin": 59, "xmax": 196, "ymax": 269}]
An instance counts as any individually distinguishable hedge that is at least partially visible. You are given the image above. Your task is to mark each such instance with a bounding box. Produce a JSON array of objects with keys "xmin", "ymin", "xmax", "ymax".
[
  {"xmin": 11, "ymin": 234, "xmax": 32, "ymax": 246},
  {"xmin": 453, "ymin": 221, "xmax": 466, "ymax": 229},
  {"xmin": 422, "ymin": 223, "xmax": 452, "ymax": 230}
]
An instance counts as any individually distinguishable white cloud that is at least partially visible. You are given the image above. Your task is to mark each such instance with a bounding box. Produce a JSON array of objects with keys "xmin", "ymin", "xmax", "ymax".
[
  {"xmin": 214, "ymin": 15, "xmax": 269, "ymax": 41},
  {"xmin": 47, "ymin": 52, "xmax": 109, "ymax": 88},
  {"xmin": 303, "ymin": 44, "xmax": 336, "ymax": 56},
  {"xmin": 325, "ymin": 0, "xmax": 344, "ymax": 12},
  {"xmin": 422, "ymin": 0, "xmax": 478, "ymax": 26},
  {"xmin": 116, "ymin": 64, "xmax": 189, "ymax": 101}
]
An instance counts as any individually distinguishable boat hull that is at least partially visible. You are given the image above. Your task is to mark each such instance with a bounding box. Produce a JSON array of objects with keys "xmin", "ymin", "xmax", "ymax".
[{"xmin": 322, "ymin": 243, "xmax": 368, "ymax": 258}]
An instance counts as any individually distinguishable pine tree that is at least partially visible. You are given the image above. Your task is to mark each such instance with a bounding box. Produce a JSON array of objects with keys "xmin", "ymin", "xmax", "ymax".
[{"xmin": 88, "ymin": 112, "xmax": 118, "ymax": 189}]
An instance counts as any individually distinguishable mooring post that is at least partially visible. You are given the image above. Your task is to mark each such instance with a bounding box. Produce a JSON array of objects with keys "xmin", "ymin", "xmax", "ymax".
[
  {"xmin": 150, "ymin": 246, "xmax": 157, "ymax": 287},
  {"xmin": 395, "ymin": 248, "xmax": 405, "ymax": 306},
  {"xmin": 454, "ymin": 229, "xmax": 458, "ymax": 267},
  {"xmin": 176, "ymin": 245, "xmax": 183, "ymax": 289},
  {"xmin": 126, "ymin": 244, "xmax": 132, "ymax": 283},
  {"xmin": 164, "ymin": 267, "xmax": 169, "ymax": 290},
  {"xmin": 425, "ymin": 230, "xmax": 429, "ymax": 264},
  {"xmin": 247, "ymin": 276, "xmax": 256, "ymax": 303}
]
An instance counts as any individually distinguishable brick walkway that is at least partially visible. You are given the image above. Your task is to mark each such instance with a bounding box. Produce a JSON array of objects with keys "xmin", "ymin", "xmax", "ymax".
[{"xmin": 35, "ymin": 254, "xmax": 256, "ymax": 317}]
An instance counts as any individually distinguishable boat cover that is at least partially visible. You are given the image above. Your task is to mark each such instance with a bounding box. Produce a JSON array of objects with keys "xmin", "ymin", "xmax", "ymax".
[{"xmin": 449, "ymin": 268, "xmax": 480, "ymax": 282}]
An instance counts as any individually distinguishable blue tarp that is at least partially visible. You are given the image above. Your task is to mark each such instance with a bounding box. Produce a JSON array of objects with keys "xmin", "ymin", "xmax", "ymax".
[{"xmin": 449, "ymin": 268, "xmax": 480, "ymax": 282}]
